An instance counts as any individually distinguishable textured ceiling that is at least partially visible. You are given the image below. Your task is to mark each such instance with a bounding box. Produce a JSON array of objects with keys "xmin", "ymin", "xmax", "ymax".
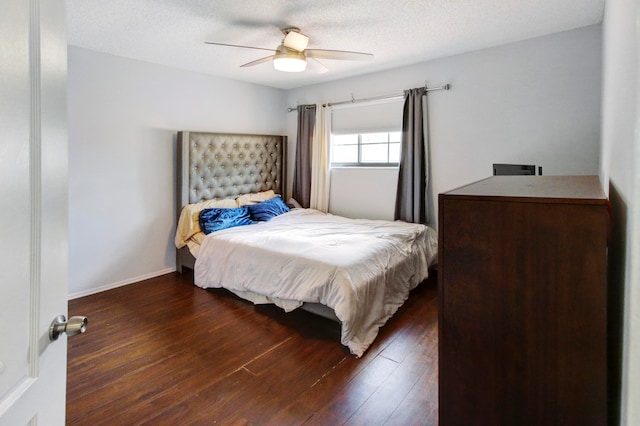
[{"xmin": 66, "ymin": 0, "xmax": 605, "ymax": 90}]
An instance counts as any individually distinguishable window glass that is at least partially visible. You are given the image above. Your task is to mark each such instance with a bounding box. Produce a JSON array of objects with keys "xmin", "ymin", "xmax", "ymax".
[
  {"xmin": 361, "ymin": 133, "xmax": 388, "ymax": 144},
  {"xmin": 361, "ymin": 143, "xmax": 389, "ymax": 163},
  {"xmin": 332, "ymin": 144, "xmax": 358, "ymax": 163},
  {"xmin": 333, "ymin": 134, "xmax": 358, "ymax": 145},
  {"xmin": 331, "ymin": 131, "xmax": 401, "ymax": 167},
  {"xmin": 389, "ymin": 143, "xmax": 401, "ymax": 163}
]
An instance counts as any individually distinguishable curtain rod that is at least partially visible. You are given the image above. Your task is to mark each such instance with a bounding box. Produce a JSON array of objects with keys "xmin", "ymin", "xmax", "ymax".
[{"xmin": 287, "ymin": 83, "xmax": 450, "ymax": 112}]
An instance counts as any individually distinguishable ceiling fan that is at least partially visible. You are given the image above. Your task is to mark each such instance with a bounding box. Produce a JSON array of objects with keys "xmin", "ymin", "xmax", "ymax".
[{"xmin": 205, "ymin": 27, "xmax": 374, "ymax": 73}]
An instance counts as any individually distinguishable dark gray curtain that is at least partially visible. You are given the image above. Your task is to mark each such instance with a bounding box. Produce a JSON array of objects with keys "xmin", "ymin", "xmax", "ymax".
[
  {"xmin": 292, "ymin": 104, "xmax": 316, "ymax": 208},
  {"xmin": 395, "ymin": 87, "xmax": 428, "ymax": 223}
]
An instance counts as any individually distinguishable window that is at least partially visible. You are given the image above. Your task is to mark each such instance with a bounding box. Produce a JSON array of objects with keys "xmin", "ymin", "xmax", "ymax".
[{"xmin": 331, "ymin": 131, "xmax": 401, "ymax": 167}]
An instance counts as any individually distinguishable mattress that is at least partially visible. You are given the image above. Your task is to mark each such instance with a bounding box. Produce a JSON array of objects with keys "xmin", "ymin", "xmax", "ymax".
[{"xmin": 193, "ymin": 208, "xmax": 438, "ymax": 357}]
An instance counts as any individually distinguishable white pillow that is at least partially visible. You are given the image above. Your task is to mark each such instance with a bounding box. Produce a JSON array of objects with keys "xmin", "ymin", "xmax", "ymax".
[
  {"xmin": 175, "ymin": 198, "xmax": 237, "ymax": 248},
  {"xmin": 236, "ymin": 190, "xmax": 276, "ymax": 207},
  {"xmin": 287, "ymin": 197, "xmax": 303, "ymax": 209}
]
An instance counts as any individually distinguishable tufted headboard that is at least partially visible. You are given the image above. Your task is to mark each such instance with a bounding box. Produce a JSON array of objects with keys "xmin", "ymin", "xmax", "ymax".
[
  {"xmin": 176, "ymin": 131, "xmax": 287, "ymax": 273},
  {"xmin": 177, "ymin": 131, "xmax": 287, "ymax": 210}
]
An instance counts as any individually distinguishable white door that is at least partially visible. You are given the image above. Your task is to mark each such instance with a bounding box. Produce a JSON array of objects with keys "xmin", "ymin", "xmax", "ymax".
[{"xmin": 0, "ymin": 0, "xmax": 69, "ymax": 424}]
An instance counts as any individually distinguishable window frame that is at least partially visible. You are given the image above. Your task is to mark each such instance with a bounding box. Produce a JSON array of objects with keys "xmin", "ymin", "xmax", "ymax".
[{"xmin": 330, "ymin": 131, "xmax": 401, "ymax": 168}]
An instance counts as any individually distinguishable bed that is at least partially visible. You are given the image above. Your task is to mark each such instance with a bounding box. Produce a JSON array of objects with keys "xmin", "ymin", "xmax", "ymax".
[{"xmin": 175, "ymin": 131, "xmax": 438, "ymax": 357}]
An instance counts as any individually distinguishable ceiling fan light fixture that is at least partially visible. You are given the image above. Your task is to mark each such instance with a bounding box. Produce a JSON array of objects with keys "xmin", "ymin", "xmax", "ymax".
[{"xmin": 273, "ymin": 50, "xmax": 307, "ymax": 72}]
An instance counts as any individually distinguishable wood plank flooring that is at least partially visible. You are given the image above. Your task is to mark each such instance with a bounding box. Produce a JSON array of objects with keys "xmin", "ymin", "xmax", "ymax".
[{"xmin": 66, "ymin": 270, "xmax": 438, "ymax": 425}]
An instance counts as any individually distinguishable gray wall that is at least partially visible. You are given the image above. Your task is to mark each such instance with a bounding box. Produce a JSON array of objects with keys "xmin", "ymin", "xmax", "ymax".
[
  {"xmin": 67, "ymin": 47, "xmax": 287, "ymax": 297},
  {"xmin": 286, "ymin": 25, "xmax": 602, "ymax": 227},
  {"xmin": 600, "ymin": 0, "xmax": 640, "ymax": 424}
]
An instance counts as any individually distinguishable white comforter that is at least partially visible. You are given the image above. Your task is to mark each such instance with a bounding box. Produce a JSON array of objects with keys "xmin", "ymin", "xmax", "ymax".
[{"xmin": 194, "ymin": 208, "xmax": 438, "ymax": 357}]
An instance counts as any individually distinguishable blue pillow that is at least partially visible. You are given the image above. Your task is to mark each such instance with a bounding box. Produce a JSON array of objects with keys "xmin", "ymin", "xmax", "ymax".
[
  {"xmin": 199, "ymin": 206, "xmax": 256, "ymax": 235},
  {"xmin": 247, "ymin": 196, "xmax": 290, "ymax": 221}
]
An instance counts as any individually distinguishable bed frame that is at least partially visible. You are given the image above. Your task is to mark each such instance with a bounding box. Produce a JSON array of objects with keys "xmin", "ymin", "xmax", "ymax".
[
  {"xmin": 175, "ymin": 131, "xmax": 340, "ymax": 322},
  {"xmin": 176, "ymin": 131, "xmax": 287, "ymax": 273},
  {"xmin": 175, "ymin": 131, "xmax": 435, "ymax": 333}
]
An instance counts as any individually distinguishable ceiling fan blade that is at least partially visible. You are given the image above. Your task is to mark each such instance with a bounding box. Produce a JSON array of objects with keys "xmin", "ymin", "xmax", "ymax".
[
  {"xmin": 240, "ymin": 55, "xmax": 275, "ymax": 68},
  {"xmin": 204, "ymin": 41, "xmax": 276, "ymax": 53},
  {"xmin": 309, "ymin": 57, "xmax": 329, "ymax": 74},
  {"xmin": 306, "ymin": 49, "xmax": 374, "ymax": 61}
]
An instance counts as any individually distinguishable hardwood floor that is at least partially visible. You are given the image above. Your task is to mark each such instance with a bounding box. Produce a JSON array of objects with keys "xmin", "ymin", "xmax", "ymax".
[{"xmin": 67, "ymin": 270, "xmax": 438, "ymax": 425}]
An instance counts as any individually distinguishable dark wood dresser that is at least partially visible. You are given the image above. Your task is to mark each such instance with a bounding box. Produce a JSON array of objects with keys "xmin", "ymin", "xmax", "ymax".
[{"xmin": 438, "ymin": 176, "xmax": 608, "ymax": 425}]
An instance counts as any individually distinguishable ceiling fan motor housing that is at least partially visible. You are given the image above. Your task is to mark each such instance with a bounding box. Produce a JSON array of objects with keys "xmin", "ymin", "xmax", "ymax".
[{"xmin": 282, "ymin": 27, "xmax": 309, "ymax": 52}]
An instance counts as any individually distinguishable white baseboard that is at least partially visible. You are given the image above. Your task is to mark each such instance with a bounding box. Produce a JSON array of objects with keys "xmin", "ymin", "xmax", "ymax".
[{"xmin": 68, "ymin": 267, "xmax": 177, "ymax": 300}]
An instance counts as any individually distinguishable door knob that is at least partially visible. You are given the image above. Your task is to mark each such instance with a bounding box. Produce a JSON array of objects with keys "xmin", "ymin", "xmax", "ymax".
[{"xmin": 49, "ymin": 315, "xmax": 88, "ymax": 341}]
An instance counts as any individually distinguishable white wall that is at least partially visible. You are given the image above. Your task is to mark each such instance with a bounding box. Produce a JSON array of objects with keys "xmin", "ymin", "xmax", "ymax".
[
  {"xmin": 600, "ymin": 0, "xmax": 640, "ymax": 424},
  {"xmin": 329, "ymin": 168, "xmax": 399, "ymax": 220},
  {"xmin": 286, "ymin": 25, "xmax": 602, "ymax": 226},
  {"xmin": 67, "ymin": 47, "xmax": 286, "ymax": 297}
]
